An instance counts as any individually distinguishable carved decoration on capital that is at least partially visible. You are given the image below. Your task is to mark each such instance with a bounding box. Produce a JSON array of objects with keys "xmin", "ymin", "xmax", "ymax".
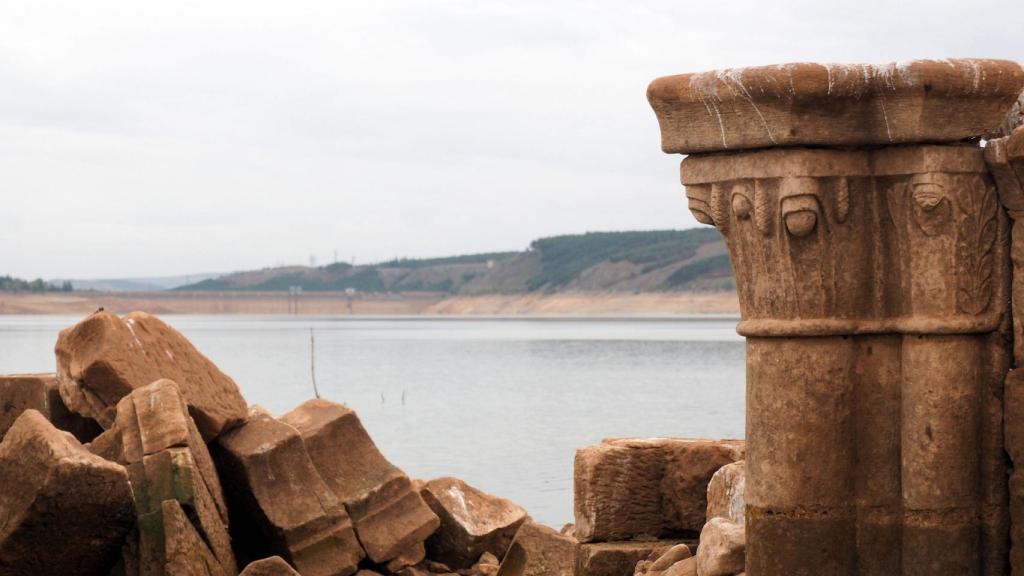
[{"xmin": 682, "ymin": 145, "xmax": 1008, "ymax": 336}]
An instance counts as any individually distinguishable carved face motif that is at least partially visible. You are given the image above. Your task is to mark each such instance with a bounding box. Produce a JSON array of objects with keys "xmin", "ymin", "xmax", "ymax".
[
  {"xmin": 909, "ymin": 173, "xmax": 952, "ymax": 236},
  {"xmin": 779, "ymin": 177, "xmax": 822, "ymax": 238},
  {"xmin": 731, "ymin": 183, "xmax": 753, "ymax": 220},
  {"xmin": 685, "ymin": 184, "xmax": 715, "ymax": 226}
]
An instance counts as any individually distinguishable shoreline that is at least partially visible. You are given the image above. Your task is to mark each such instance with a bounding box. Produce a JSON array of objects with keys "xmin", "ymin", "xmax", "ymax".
[{"xmin": 0, "ymin": 291, "xmax": 740, "ymax": 316}]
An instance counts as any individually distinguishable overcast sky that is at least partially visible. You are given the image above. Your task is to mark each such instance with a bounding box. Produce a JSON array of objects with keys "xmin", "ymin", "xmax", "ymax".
[{"xmin": 1, "ymin": 0, "xmax": 1021, "ymax": 279}]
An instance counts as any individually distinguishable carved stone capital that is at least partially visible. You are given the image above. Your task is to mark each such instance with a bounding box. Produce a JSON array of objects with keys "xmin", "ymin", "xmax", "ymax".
[{"xmin": 682, "ymin": 145, "xmax": 1008, "ymax": 336}]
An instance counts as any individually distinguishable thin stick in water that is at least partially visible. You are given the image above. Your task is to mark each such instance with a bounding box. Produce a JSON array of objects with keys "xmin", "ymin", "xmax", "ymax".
[{"xmin": 310, "ymin": 328, "xmax": 321, "ymax": 399}]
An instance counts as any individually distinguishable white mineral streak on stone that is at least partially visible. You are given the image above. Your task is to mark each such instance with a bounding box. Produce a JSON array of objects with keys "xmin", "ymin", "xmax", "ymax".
[
  {"xmin": 446, "ymin": 484, "xmax": 474, "ymax": 530},
  {"xmin": 718, "ymin": 68, "xmax": 777, "ymax": 144},
  {"xmin": 124, "ymin": 317, "xmax": 143, "ymax": 350}
]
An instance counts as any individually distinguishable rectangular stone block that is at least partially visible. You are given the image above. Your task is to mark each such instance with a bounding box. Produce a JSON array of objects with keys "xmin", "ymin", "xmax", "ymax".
[
  {"xmin": 213, "ymin": 408, "xmax": 364, "ymax": 576},
  {"xmin": 496, "ymin": 520, "xmax": 575, "ymax": 576},
  {"xmin": 574, "ymin": 438, "xmax": 743, "ymax": 542},
  {"xmin": 282, "ymin": 399, "xmax": 440, "ymax": 564},
  {"xmin": 575, "ymin": 540, "xmax": 689, "ymax": 576},
  {"xmin": 421, "ymin": 476, "xmax": 528, "ymax": 569},
  {"xmin": 0, "ymin": 410, "xmax": 135, "ymax": 576},
  {"xmin": 55, "ymin": 310, "xmax": 248, "ymax": 439},
  {"xmin": 88, "ymin": 379, "xmax": 236, "ymax": 574},
  {"xmin": 0, "ymin": 373, "xmax": 101, "ymax": 442}
]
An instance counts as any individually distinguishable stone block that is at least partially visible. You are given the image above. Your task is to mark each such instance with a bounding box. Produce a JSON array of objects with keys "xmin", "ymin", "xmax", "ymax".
[
  {"xmin": 421, "ymin": 476, "xmax": 529, "ymax": 569},
  {"xmin": 0, "ymin": 372, "xmax": 101, "ymax": 442},
  {"xmin": 496, "ymin": 520, "xmax": 575, "ymax": 576},
  {"xmin": 705, "ymin": 461, "xmax": 744, "ymax": 525},
  {"xmin": 282, "ymin": 399, "xmax": 439, "ymax": 563},
  {"xmin": 574, "ymin": 438, "xmax": 743, "ymax": 542},
  {"xmin": 0, "ymin": 410, "xmax": 135, "ymax": 575},
  {"xmin": 694, "ymin": 518, "xmax": 744, "ymax": 576},
  {"xmin": 88, "ymin": 379, "xmax": 235, "ymax": 574},
  {"xmin": 213, "ymin": 408, "xmax": 364, "ymax": 576},
  {"xmin": 575, "ymin": 541, "xmax": 687, "ymax": 576},
  {"xmin": 240, "ymin": 556, "xmax": 301, "ymax": 576},
  {"xmin": 55, "ymin": 311, "xmax": 247, "ymax": 439},
  {"xmin": 648, "ymin": 60, "xmax": 1024, "ymax": 153}
]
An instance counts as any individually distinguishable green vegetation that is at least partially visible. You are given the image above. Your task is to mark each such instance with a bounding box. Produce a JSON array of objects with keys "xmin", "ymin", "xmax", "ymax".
[
  {"xmin": 525, "ymin": 229, "xmax": 720, "ymax": 291},
  {"xmin": 0, "ymin": 276, "xmax": 71, "ymax": 293},
  {"xmin": 174, "ymin": 228, "xmax": 731, "ymax": 294}
]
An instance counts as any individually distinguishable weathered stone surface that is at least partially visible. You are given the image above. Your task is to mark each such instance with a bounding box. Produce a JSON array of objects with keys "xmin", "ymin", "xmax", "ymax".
[
  {"xmin": 281, "ymin": 399, "xmax": 439, "ymax": 563},
  {"xmin": 385, "ymin": 541, "xmax": 427, "ymax": 573},
  {"xmin": 574, "ymin": 438, "xmax": 743, "ymax": 542},
  {"xmin": 662, "ymin": 557, "xmax": 696, "ymax": 576},
  {"xmin": 0, "ymin": 409, "xmax": 135, "ymax": 575},
  {"xmin": 158, "ymin": 498, "xmax": 229, "ymax": 576},
  {"xmin": 648, "ymin": 58, "xmax": 1024, "ymax": 575},
  {"xmin": 55, "ymin": 310, "xmax": 247, "ymax": 439},
  {"xmin": 213, "ymin": 407, "xmax": 364, "ymax": 576},
  {"xmin": 694, "ymin": 519, "xmax": 744, "ymax": 576},
  {"xmin": 1006, "ymin": 369, "xmax": 1024, "ymax": 574},
  {"xmin": 240, "ymin": 556, "xmax": 301, "ymax": 576},
  {"xmin": 576, "ymin": 541, "xmax": 687, "ymax": 576},
  {"xmin": 649, "ymin": 543, "xmax": 693, "ymax": 573},
  {"xmin": 88, "ymin": 379, "xmax": 236, "ymax": 574},
  {"xmin": 648, "ymin": 59, "xmax": 1024, "ymax": 153},
  {"xmin": 706, "ymin": 461, "xmax": 744, "ymax": 525},
  {"xmin": 0, "ymin": 372, "xmax": 101, "ymax": 442},
  {"xmin": 421, "ymin": 476, "xmax": 529, "ymax": 569},
  {"xmin": 495, "ymin": 520, "xmax": 575, "ymax": 576}
]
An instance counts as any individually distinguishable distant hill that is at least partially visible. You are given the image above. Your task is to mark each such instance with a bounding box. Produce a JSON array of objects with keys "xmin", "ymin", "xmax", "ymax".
[
  {"xmin": 51, "ymin": 273, "xmax": 224, "ymax": 292},
  {"xmin": 175, "ymin": 228, "xmax": 732, "ymax": 294}
]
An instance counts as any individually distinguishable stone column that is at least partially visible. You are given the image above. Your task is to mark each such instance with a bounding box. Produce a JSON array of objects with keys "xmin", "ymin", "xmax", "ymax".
[
  {"xmin": 648, "ymin": 60, "xmax": 1024, "ymax": 576},
  {"xmin": 987, "ymin": 124, "xmax": 1024, "ymax": 574}
]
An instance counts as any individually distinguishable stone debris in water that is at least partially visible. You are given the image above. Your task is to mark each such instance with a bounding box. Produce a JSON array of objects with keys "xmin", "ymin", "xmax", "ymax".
[
  {"xmin": 0, "ymin": 409, "xmax": 135, "ymax": 576},
  {"xmin": 0, "ymin": 372, "xmax": 102, "ymax": 442},
  {"xmin": 573, "ymin": 437, "xmax": 744, "ymax": 542},
  {"xmin": 55, "ymin": 310, "xmax": 248, "ymax": 439},
  {"xmin": 281, "ymin": 398, "xmax": 440, "ymax": 565},
  {"xmin": 420, "ymin": 476, "xmax": 529, "ymax": 569},
  {"xmin": 212, "ymin": 406, "xmax": 365, "ymax": 576},
  {"xmin": 1, "ymin": 308, "xmax": 761, "ymax": 576},
  {"xmin": 89, "ymin": 379, "xmax": 236, "ymax": 574}
]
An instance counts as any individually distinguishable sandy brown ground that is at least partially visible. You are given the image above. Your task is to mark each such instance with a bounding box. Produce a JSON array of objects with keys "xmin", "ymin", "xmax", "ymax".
[{"xmin": 0, "ymin": 291, "xmax": 740, "ymax": 316}]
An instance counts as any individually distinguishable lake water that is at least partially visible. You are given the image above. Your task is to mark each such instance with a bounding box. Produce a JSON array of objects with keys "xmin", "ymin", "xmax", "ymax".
[{"xmin": 0, "ymin": 314, "xmax": 746, "ymax": 527}]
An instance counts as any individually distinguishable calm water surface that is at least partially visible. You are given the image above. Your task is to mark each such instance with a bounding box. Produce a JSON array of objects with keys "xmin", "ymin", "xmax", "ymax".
[{"xmin": 0, "ymin": 315, "xmax": 746, "ymax": 526}]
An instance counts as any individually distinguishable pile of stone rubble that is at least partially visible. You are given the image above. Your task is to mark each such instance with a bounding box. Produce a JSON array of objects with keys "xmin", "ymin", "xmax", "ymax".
[{"xmin": 0, "ymin": 311, "xmax": 747, "ymax": 576}]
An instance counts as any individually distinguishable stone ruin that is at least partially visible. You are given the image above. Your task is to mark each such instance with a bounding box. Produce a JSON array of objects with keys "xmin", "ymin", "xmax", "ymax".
[
  {"xmin": 647, "ymin": 58, "xmax": 1024, "ymax": 575},
  {"xmin": 0, "ymin": 311, "xmax": 747, "ymax": 576}
]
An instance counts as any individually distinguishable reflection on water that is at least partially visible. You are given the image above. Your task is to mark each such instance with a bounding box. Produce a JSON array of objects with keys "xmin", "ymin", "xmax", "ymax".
[{"xmin": 0, "ymin": 314, "xmax": 746, "ymax": 526}]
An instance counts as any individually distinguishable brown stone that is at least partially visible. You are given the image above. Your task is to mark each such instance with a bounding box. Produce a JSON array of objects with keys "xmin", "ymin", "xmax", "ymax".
[
  {"xmin": 694, "ymin": 519, "xmax": 744, "ymax": 576},
  {"xmin": 421, "ymin": 476, "xmax": 529, "ymax": 569},
  {"xmin": 282, "ymin": 399, "xmax": 439, "ymax": 563},
  {"xmin": 705, "ymin": 461, "xmax": 744, "ymax": 525},
  {"xmin": 648, "ymin": 59, "xmax": 1024, "ymax": 153},
  {"xmin": 650, "ymin": 60, "xmax": 1021, "ymax": 575},
  {"xmin": 158, "ymin": 499, "xmax": 229, "ymax": 576},
  {"xmin": 89, "ymin": 379, "xmax": 236, "ymax": 574},
  {"xmin": 385, "ymin": 541, "xmax": 428, "ymax": 572},
  {"xmin": 575, "ymin": 541, "xmax": 689, "ymax": 576},
  {"xmin": 55, "ymin": 310, "xmax": 248, "ymax": 439},
  {"xmin": 240, "ymin": 556, "xmax": 301, "ymax": 576},
  {"xmin": 0, "ymin": 372, "xmax": 101, "ymax": 442},
  {"xmin": 662, "ymin": 557, "xmax": 696, "ymax": 576},
  {"xmin": 0, "ymin": 410, "xmax": 135, "ymax": 575},
  {"xmin": 495, "ymin": 520, "xmax": 575, "ymax": 576},
  {"xmin": 649, "ymin": 543, "xmax": 692, "ymax": 573},
  {"xmin": 574, "ymin": 438, "xmax": 743, "ymax": 542},
  {"xmin": 213, "ymin": 407, "xmax": 364, "ymax": 576}
]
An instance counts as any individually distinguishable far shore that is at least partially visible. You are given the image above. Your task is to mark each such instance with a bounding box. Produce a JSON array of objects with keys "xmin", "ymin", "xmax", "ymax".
[{"xmin": 0, "ymin": 290, "xmax": 740, "ymax": 316}]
